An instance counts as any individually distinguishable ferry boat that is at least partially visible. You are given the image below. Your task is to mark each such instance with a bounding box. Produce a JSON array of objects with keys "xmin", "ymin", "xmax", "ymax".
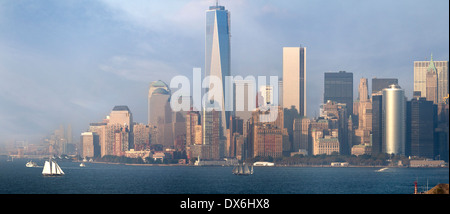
[{"xmin": 26, "ymin": 161, "xmax": 38, "ymax": 167}]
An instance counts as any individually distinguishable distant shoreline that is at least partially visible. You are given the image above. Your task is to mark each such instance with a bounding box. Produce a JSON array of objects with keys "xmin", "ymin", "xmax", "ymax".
[{"xmin": 90, "ymin": 161, "xmax": 448, "ymax": 168}]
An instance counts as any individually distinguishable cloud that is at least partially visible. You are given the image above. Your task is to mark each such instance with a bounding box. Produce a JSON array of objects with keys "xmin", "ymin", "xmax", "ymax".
[{"xmin": 99, "ymin": 55, "xmax": 179, "ymax": 83}]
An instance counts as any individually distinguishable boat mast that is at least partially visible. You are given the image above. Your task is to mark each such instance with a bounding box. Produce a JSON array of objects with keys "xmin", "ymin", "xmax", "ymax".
[{"xmin": 49, "ymin": 158, "xmax": 52, "ymax": 175}]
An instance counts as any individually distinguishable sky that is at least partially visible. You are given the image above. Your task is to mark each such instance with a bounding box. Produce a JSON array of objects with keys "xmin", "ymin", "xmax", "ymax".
[{"xmin": 0, "ymin": 0, "xmax": 448, "ymax": 144}]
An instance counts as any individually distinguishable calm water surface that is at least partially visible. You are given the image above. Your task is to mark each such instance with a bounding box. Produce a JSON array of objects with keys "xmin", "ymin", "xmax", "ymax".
[{"xmin": 0, "ymin": 159, "xmax": 448, "ymax": 194}]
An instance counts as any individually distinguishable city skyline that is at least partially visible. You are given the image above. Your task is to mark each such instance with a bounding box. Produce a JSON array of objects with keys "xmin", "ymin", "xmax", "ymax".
[{"xmin": 0, "ymin": 0, "xmax": 449, "ymax": 144}]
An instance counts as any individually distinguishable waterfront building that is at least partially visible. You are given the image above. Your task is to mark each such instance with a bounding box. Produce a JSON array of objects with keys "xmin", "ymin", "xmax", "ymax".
[
  {"xmin": 204, "ymin": 3, "xmax": 231, "ymax": 137},
  {"xmin": 351, "ymin": 144, "xmax": 372, "ymax": 156},
  {"xmin": 324, "ymin": 71, "xmax": 353, "ymax": 116},
  {"xmin": 253, "ymin": 124, "xmax": 285, "ymax": 158},
  {"xmin": 320, "ymin": 100, "xmax": 349, "ymax": 155},
  {"xmin": 371, "ymin": 78, "xmax": 398, "ymax": 95},
  {"xmin": 283, "ymin": 47, "xmax": 306, "ymax": 116},
  {"xmin": 133, "ymin": 123, "xmax": 151, "ymax": 151},
  {"xmin": 311, "ymin": 128, "xmax": 340, "ymax": 155},
  {"xmin": 414, "ymin": 54, "xmax": 448, "ymax": 104},
  {"xmin": 382, "ymin": 84, "xmax": 406, "ymax": 155},
  {"xmin": 112, "ymin": 125, "xmax": 130, "ymax": 157},
  {"xmin": 88, "ymin": 123, "xmax": 107, "ymax": 157},
  {"xmin": 227, "ymin": 116, "xmax": 244, "ymax": 157},
  {"xmin": 293, "ymin": 117, "xmax": 311, "ymax": 155},
  {"xmin": 436, "ymin": 102, "xmax": 449, "ymax": 162},
  {"xmin": 81, "ymin": 132, "xmax": 99, "ymax": 158},
  {"xmin": 247, "ymin": 107, "xmax": 287, "ymax": 158}
]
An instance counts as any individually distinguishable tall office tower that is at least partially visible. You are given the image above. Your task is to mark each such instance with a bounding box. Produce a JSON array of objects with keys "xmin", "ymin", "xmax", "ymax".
[
  {"xmin": 283, "ymin": 47, "xmax": 306, "ymax": 116},
  {"xmin": 109, "ymin": 105, "xmax": 133, "ymax": 127},
  {"xmin": 104, "ymin": 106, "xmax": 133, "ymax": 156},
  {"xmin": 202, "ymin": 109, "xmax": 220, "ymax": 159},
  {"xmin": 81, "ymin": 132, "xmax": 99, "ymax": 158},
  {"xmin": 228, "ymin": 116, "xmax": 244, "ymax": 157},
  {"xmin": 259, "ymin": 85, "xmax": 274, "ymax": 106},
  {"xmin": 354, "ymin": 78, "xmax": 372, "ymax": 145},
  {"xmin": 324, "ymin": 71, "xmax": 353, "ymax": 116},
  {"xmin": 185, "ymin": 111, "xmax": 202, "ymax": 160},
  {"xmin": 278, "ymin": 79, "xmax": 283, "ymax": 107},
  {"xmin": 234, "ymin": 79, "xmax": 255, "ymax": 139},
  {"xmin": 148, "ymin": 80, "xmax": 173, "ymax": 148},
  {"xmin": 88, "ymin": 122, "xmax": 107, "ymax": 157},
  {"xmin": 372, "ymin": 78, "xmax": 398, "ymax": 95},
  {"xmin": 406, "ymin": 97, "xmax": 435, "ymax": 159},
  {"xmin": 186, "ymin": 111, "xmax": 201, "ymax": 146},
  {"xmin": 371, "ymin": 94, "xmax": 383, "ymax": 155},
  {"xmin": 382, "ymin": 84, "xmax": 406, "ymax": 155},
  {"xmin": 148, "ymin": 80, "xmax": 171, "ymax": 124},
  {"xmin": 414, "ymin": 54, "xmax": 449, "ymax": 103},
  {"xmin": 426, "ymin": 65, "xmax": 438, "ymax": 104},
  {"xmin": 358, "ymin": 78, "xmax": 369, "ymax": 102},
  {"xmin": 205, "ymin": 3, "xmax": 231, "ymax": 137}
]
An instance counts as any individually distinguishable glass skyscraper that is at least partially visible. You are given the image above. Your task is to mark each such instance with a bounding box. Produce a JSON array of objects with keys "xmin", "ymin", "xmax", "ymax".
[
  {"xmin": 204, "ymin": 3, "xmax": 231, "ymax": 138},
  {"xmin": 323, "ymin": 71, "xmax": 353, "ymax": 116}
]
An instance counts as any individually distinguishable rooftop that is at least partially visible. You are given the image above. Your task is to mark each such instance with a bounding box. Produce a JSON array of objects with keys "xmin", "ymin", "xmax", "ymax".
[{"xmin": 112, "ymin": 105, "xmax": 130, "ymax": 111}]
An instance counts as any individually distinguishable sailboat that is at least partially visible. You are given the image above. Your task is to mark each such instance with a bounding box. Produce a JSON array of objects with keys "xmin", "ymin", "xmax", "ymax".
[
  {"xmin": 233, "ymin": 163, "xmax": 253, "ymax": 175},
  {"xmin": 42, "ymin": 159, "xmax": 64, "ymax": 176}
]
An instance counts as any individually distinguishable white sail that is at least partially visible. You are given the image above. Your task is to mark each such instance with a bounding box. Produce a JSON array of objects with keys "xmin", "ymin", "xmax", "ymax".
[
  {"xmin": 42, "ymin": 160, "xmax": 64, "ymax": 176},
  {"xmin": 55, "ymin": 162, "xmax": 64, "ymax": 175},
  {"xmin": 42, "ymin": 161, "xmax": 51, "ymax": 175},
  {"xmin": 243, "ymin": 164, "xmax": 250, "ymax": 174}
]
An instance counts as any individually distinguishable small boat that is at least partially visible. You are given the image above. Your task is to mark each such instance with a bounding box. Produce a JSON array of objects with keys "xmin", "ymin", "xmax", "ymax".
[
  {"xmin": 233, "ymin": 163, "xmax": 253, "ymax": 175},
  {"xmin": 42, "ymin": 159, "xmax": 64, "ymax": 176},
  {"xmin": 26, "ymin": 161, "xmax": 38, "ymax": 167},
  {"xmin": 80, "ymin": 163, "xmax": 85, "ymax": 167},
  {"xmin": 376, "ymin": 167, "xmax": 389, "ymax": 172}
]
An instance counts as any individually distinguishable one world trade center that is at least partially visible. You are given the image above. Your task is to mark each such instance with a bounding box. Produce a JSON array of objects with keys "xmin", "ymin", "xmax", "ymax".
[{"xmin": 204, "ymin": 3, "xmax": 231, "ymax": 139}]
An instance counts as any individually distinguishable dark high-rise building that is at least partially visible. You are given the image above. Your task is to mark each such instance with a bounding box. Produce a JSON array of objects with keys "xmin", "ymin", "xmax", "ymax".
[
  {"xmin": 406, "ymin": 97, "xmax": 435, "ymax": 159},
  {"xmin": 371, "ymin": 94, "xmax": 383, "ymax": 155},
  {"xmin": 371, "ymin": 78, "xmax": 398, "ymax": 95},
  {"xmin": 324, "ymin": 71, "xmax": 353, "ymax": 116}
]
